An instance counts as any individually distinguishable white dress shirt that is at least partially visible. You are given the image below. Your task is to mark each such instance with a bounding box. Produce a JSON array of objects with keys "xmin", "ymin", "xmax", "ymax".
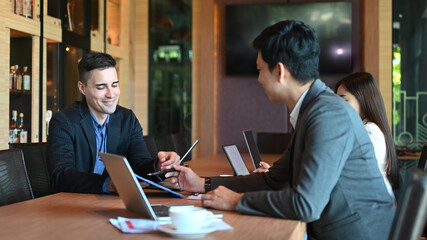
[
  {"xmin": 364, "ymin": 121, "xmax": 394, "ymax": 197},
  {"xmin": 290, "ymin": 89, "xmax": 309, "ymax": 129}
]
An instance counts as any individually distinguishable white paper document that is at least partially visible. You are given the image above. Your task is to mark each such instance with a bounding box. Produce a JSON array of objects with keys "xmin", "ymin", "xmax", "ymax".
[{"xmin": 110, "ymin": 216, "xmax": 233, "ymax": 234}]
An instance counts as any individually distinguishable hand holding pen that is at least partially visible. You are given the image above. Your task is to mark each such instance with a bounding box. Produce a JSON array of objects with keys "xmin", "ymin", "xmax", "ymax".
[{"xmin": 147, "ymin": 138, "xmax": 200, "ymax": 176}]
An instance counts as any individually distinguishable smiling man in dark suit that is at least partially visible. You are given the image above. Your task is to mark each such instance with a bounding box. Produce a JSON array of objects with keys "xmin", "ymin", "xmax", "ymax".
[
  {"xmin": 47, "ymin": 52, "xmax": 180, "ymax": 194},
  {"xmin": 167, "ymin": 20, "xmax": 395, "ymax": 240}
]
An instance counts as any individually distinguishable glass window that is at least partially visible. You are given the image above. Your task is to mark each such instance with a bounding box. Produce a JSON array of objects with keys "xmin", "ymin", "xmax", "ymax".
[
  {"xmin": 148, "ymin": 0, "xmax": 192, "ymax": 151},
  {"xmin": 392, "ymin": 0, "xmax": 427, "ymax": 151}
]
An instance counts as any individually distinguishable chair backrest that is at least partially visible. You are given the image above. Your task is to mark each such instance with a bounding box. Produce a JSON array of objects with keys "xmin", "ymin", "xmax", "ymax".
[
  {"xmin": 0, "ymin": 149, "xmax": 34, "ymax": 206},
  {"xmin": 256, "ymin": 132, "xmax": 292, "ymax": 154},
  {"xmin": 9, "ymin": 143, "xmax": 51, "ymax": 198},
  {"xmin": 418, "ymin": 145, "xmax": 427, "ymax": 171},
  {"xmin": 171, "ymin": 133, "xmax": 191, "ymax": 161},
  {"xmin": 153, "ymin": 134, "xmax": 176, "ymax": 152},
  {"xmin": 388, "ymin": 168, "xmax": 427, "ymax": 240},
  {"xmin": 143, "ymin": 135, "xmax": 159, "ymax": 159}
]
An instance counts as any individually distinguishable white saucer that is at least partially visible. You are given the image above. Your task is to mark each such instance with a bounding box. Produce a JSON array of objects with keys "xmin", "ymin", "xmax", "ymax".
[{"xmin": 158, "ymin": 224, "xmax": 216, "ymax": 238}]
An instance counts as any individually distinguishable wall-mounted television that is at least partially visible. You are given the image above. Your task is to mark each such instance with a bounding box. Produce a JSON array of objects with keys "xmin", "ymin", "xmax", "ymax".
[{"xmin": 225, "ymin": 2, "xmax": 353, "ymax": 76}]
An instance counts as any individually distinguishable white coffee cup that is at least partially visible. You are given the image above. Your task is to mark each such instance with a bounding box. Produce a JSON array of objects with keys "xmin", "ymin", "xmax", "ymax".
[{"xmin": 169, "ymin": 206, "xmax": 214, "ymax": 232}]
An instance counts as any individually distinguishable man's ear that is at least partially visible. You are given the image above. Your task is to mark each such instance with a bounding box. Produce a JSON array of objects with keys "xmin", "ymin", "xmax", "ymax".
[
  {"xmin": 77, "ymin": 81, "xmax": 85, "ymax": 95},
  {"xmin": 276, "ymin": 62, "xmax": 288, "ymax": 83}
]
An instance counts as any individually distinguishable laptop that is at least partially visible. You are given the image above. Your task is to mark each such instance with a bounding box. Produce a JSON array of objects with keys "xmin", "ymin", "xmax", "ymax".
[
  {"xmin": 243, "ymin": 130, "xmax": 262, "ymax": 169},
  {"xmin": 99, "ymin": 152, "xmax": 184, "ymax": 221},
  {"xmin": 222, "ymin": 145, "xmax": 250, "ymax": 176}
]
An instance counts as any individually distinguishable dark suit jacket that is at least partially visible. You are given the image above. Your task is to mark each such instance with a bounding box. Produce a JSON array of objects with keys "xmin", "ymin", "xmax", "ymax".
[
  {"xmin": 47, "ymin": 98, "xmax": 155, "ymax": 193},
  {"xmin": 210, "ymin": 80, "xmax": 395, "ymax": 240}
]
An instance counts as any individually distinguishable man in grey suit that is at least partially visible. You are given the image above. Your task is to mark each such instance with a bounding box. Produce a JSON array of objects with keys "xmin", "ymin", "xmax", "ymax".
[{"xmin": 167, "ymin": 20, "xmax": 395, "ymax": 239}]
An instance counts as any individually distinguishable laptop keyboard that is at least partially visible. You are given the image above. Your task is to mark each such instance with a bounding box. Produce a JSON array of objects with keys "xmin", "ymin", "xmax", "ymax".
[{"xmin": 151, "ymin": 205, "xmax": 170, "ymax": 217}]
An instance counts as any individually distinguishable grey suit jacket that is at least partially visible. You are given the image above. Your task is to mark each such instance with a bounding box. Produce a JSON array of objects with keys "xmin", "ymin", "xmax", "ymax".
[{"xmin": 211, "ymin": 80, "xmax": 395, "ymax": 240}]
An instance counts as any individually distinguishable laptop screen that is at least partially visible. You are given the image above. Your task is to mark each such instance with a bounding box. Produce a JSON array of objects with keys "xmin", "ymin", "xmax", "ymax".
[{"xmin": 99, "ymin": 152, "xmax": 180, "ymax": 220}]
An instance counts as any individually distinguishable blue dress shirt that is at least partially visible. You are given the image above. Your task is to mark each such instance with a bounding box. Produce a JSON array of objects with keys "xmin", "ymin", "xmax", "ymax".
[{"xmin": 89, "ymin": 112, "xmax": 111, "ymax": 192}]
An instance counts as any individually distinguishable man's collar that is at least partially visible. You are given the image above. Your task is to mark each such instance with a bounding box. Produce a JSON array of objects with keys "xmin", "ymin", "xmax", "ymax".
[
  {"xmin": 289, "ymin": 88, "xmax": 309, "ymax": 128},
  {"xmin": 89, "ymin": 110, "xmax": 110, "ymax": 128}
]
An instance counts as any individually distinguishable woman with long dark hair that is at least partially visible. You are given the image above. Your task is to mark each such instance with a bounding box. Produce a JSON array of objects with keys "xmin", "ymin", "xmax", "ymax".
[{"xmin": 336, "ymin": 72, "xmax": 399, "ymax": 197}]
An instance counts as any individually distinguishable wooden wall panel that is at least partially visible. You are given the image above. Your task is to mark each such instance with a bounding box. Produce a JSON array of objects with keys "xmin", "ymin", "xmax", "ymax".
[
  {"xmin": 193, "ymin": 0, "xmax": 216, "ymax": 157},
  {"xmin": 31, "ymin": 36, "xmax": 40, "ymax": 142},
  {"xmin": 363, "ymin": 0, "xmax": 393, "ymax": 127},
  {"xmin": 132, "ymin": 0, "xmax": 149, "ymax": 133},
  {"xmin": 0, "ymin": 8, "xmax": 10, "ymax": 148},
  {"xmin": 379, "ymin": 0, "xmax": 393, "ymax": 127}
]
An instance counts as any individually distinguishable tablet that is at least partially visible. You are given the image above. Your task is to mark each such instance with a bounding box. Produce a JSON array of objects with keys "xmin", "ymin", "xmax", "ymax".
[
  {"xmin": 243, "ymin": 130, "xmax": 262, "ymax": 168},
  {"xmin": 222, "ymin": 145, "xmax": 250, "ymax": 176}
]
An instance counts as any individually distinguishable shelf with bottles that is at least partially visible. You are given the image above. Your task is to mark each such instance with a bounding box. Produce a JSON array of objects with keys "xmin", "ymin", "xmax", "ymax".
[
  {"xmin": 9, "ymin": 29, "xmax": 38, "ymax": 143},
  {"xmin": 10, "ymin": 65, "xmax": 32, "ymax": 95},
  {"xmin": 10, "ymin": 30, "xmax": 33, "ymax": 94},
  {"xmin": 42, "ymin": 0, "xmax": 61, "ymax": 41},
  {"xmin": 9, "ymin": 108, "xmax": 31, "ymax": 144},
  {"xmin": 6, "ymin": 0, "xmax": 41, "ymax": 36}
]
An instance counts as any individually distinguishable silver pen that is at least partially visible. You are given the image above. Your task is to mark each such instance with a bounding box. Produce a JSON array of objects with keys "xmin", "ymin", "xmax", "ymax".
[{"xmin": 147, "ymin": 138, "xmax": 200, "ymax": 176}]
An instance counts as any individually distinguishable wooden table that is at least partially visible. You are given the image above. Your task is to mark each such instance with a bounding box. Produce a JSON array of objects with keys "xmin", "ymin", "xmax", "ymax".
[
  {"xmin": 0, "ymin": 153, "xmax": 306, "ymax": 239},
  {"xmin": 0, "ymin": 192, "xmax": 305, "ymax": 239}
]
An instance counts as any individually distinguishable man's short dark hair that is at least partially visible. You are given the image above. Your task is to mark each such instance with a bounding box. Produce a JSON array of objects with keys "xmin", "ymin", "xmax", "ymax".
[
  {"xmin": 78, "ymin": 52, "xmax": 117, "ymax": 85},
  {"xmin": 253, "ymin": 20, "xmax": 320, "ymax": 84}
]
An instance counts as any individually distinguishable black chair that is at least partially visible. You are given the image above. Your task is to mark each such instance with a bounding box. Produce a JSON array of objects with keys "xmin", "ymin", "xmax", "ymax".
[
  {"xmin": 0, "ymin": 149, "xmax": 34, "ymax": 206},
  {"xmin": 172, "ymin": 133, "xmax": 191, "ymax": 161},
  {"xmin": 418, "ymin": 145, "xmax": 427, "ymax": 171},
  {"xmin": 143, "ymin": 135, "xmax": 159, "ymax": 159},
  {"xmin": 153, "ymin": 134, "xmax": 176, "ymax": 152},
  {"xmin": 388, "ymin": 168, "xmax": 427, "ymax": 240},
  {"xmin": 9, "ymin": 143, "xmax": 51, "ymax": 198},
  {"xmin": 256, "ymin": 132, "xmax": 291, "ymax": 154}
]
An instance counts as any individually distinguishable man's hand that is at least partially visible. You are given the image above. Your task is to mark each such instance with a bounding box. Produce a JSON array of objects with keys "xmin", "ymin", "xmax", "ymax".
[
  {"xmin": 201, "ymin": 186, "xmax": 243, "ymax": 211},
  {"xmin": 165, "ymin": 164, "xmax": 205, "ymax": 193},
  {"xmin": 253, "ymin": 161, "xmax": 271, "ymax": 173},
  {"xmin": 157, "ymin": 151, "xmax": 180, "ymax": 170}
]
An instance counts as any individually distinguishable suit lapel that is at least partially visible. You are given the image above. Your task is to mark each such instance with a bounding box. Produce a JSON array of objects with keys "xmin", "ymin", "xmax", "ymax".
[
  {"xmin": 288, "ymin": 79, "xmax": 328, "ymax": 186},
  {"xmin": 107, "ymin": 113, "xmax": 120, "ymax": 153},
  {"xmin": 288, "ymin": 130, "xmax": 297, "ymax": 186},
  {"xmin": 79, "ymin": 100, "xmax": 97, "ymax": 170}
]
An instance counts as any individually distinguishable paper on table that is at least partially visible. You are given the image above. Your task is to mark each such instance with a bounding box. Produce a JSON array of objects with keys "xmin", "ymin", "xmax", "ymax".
[
  {"xmin": 110, "ymin": 216, "xmax": 233, "ymax": 233},
  {"xmin": 110, "ymin": 217, "xmax": 158, "ymax": 233}
]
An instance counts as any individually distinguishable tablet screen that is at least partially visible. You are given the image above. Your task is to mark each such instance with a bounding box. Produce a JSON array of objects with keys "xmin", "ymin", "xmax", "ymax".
[
  {"xmin": 243, "ymin": 130, "xmax": 262, "ymax": 168},
  {"xmin": 222, "ymin": 145, "xmax": 250, "ymax": 176}
]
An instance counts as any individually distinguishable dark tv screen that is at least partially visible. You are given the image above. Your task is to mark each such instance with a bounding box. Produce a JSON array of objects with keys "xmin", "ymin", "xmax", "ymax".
[{"xmin": 225, "ymin": 2, "xmax": 353, "ymax": 76}]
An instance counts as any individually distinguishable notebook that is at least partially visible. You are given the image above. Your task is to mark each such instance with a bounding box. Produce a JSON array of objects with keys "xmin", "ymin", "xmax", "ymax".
[
  {"xmin": 243, "ymin": 129, "xmax": 262, "ymax": 169},
  {"xmin": 99, "ymin": 152, "xmax": 184, "ymax": 221},
  {"xmin": 222, "ymin": 145, "xmax": 250, "ymax": 176}
]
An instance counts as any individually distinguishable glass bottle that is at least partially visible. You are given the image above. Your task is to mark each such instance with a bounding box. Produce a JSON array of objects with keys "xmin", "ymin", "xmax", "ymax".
[
  {"xmin": 18, "ymin": 113, "xmax": 27, "ymax": 143},
  {"xmin": 14, "ymin": 65, "xmax": 23, "ymax": 92},
  {"xmin": 10, "ymin": 110, "xmax": 20, "ymax": 143},
  {"xmin": 23, "ymin": 0, "xmax": 32, "ymax": 18},
  {"xmin": 22, "ymin": 66, "xmax": 31, "ymax": 93},
  {"xmin": 9, "ymin": 110, "xmax": 18, "ymax": 143},
  {"xmin": 10, "ymin": 65, "xmax": 15, "ymax": 92},
  {"xmin": 15, "ymin": 0, "xmax": 23, "ymax": 16}
]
